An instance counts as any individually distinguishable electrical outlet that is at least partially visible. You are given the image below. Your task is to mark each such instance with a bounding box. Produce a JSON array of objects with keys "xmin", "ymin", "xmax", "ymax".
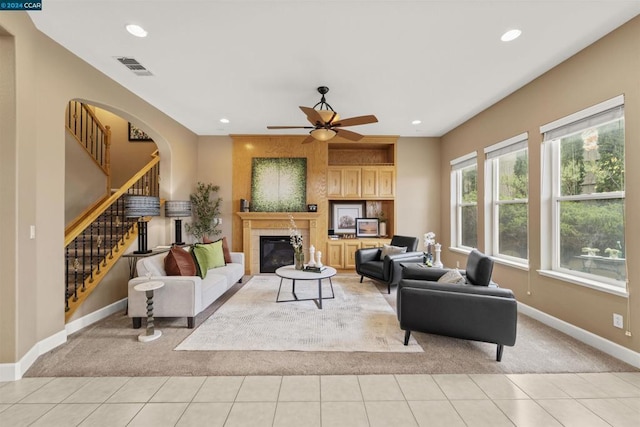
[{"xmin": 613, "ymin": 313, "xmax": 624, "ymax": 329}]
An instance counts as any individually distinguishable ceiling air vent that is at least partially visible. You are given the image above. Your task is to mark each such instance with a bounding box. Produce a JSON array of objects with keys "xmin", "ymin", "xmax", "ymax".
[{"xmin": 116, "ymin": 57, "xmax": 153, "ymax": 76}]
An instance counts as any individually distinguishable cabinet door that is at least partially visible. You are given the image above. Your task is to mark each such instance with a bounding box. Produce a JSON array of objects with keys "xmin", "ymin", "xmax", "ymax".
[
  {"xmin": 342, "ymin": 168, "xmax": 361, "ymax": 198},
  {"xmin": 360, "ymin": 240, "xmax": 382, "ymax": 250},
  {"xmin": 344, "ymin": 241, "xmax": 361, "ymax": 269},
  {"xmin": 326, "ymin": 241, "xmax": 344, "ymax": 269},
  {"xmin": 378, "ymin": 167, "xmax": 395, "ymax": 198},
  {"xmin": 361, "ymin": 168, "xmax": 378, "ymax": 198},
  {"xmin": 327, "ymin": 168, "xmax": 343, "ymax": 197}
]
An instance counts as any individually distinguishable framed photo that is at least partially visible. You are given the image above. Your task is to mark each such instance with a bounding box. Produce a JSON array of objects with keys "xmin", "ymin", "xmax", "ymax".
[
  {"xmin": 332, "ymin": 202, "xmax": 364, "ymax": 234},
  {"xmin": 128, "ymin": 123, "xmax": 153, "ymax": 141},
  {"xmin": 356, "ymin": 218, "xmax": 380, "ymax": 237}
]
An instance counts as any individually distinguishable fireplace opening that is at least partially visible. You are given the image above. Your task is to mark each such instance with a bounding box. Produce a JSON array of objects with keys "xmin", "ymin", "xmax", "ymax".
[{"xmin": 260, "ymin": 236, "xmax": 294, "ymax": 273}]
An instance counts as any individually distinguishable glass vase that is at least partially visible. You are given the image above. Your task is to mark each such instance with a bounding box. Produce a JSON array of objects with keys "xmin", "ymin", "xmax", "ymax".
[{"xmin": 294, "ymin": 250, "xmax": 304, "ymax": 270}]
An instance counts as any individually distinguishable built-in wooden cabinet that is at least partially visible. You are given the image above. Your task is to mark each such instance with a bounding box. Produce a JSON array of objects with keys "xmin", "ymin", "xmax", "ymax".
[
  {"xmin": 327, "ymin": 167, "xmax": 361, "ymax": 198},
  {"xmin": 361, "ymin": 168, "xmax": 378, "ymax": 198},
  {"xmin": 326, "ymin": 238, "xmax": 391, "ymax": 269},
  {"xmin": 361, "ymin": 166, "xmax": 395, "ymax": 198},
  {"xmin": 328, "ymin": 166, "xmax": 395, "ymax": 199},
  {"xmin": 326, "ymin": 139, "xmax": 397, "ymax": 270}
]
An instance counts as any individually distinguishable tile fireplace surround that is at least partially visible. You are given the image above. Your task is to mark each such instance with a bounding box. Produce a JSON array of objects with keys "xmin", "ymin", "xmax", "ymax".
[{"xmin": 236, "ymin": 212, "xmax": 321, "ymax": 275}]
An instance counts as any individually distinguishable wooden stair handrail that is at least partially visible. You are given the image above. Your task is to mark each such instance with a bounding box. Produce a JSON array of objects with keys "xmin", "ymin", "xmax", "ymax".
[{"xmin": 64, "ymin": 156, "xmax": 160, "ymax": 246}]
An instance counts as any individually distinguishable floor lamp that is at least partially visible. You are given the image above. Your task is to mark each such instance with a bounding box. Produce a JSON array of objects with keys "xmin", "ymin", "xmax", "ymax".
[
  {"xmin": 125, "ymin": 195, "xmax": 161, "ymax": 254},
  {"xmin": 165, "ymin": 200, "xmax": 192, "ymax": 246}
]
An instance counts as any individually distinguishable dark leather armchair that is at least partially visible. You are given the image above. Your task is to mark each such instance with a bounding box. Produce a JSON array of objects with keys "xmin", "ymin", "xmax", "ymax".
[
  {"xmin": 397, "ymin": 250, "xmax": 517, "ymax": 361},
  {"xmin": 355, "ymin": 235, "xmax": 424, "ymax": 294}
]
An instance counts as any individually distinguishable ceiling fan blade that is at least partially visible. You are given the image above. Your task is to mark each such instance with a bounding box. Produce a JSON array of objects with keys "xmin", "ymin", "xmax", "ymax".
[
  {"xmin": 332, "ymin": 115, "xmax": 378, "ymax": 127},
  {"xmin": 267, "ymin": 126, "xmax": 314, "ymax": 129},
  {"xmin": 299, "ymin": 106, "xmax": 325, "ymax": 125},
  {"xmin": 335, "ymin": 128, "xmax": 364, "ymax": 141},
  {"xmin": 301, "ymin": 134, "xmax": 317, "ymax": 144}
]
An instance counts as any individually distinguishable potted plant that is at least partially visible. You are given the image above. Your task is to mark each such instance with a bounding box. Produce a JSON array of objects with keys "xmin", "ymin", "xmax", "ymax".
[{"xmin": 185, "ymin": 182, "xmax": 222, "ymax": 242}]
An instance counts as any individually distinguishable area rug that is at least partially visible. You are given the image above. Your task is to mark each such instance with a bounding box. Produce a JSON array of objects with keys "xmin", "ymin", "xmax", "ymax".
[{"xmin": 175, "ymin": 275, "xmax": 423, "ymax": 353}]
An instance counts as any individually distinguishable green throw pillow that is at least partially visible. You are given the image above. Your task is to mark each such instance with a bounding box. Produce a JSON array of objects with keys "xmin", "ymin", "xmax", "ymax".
[{"xmin": 191, "ymin": 241, "xmax": 225, "ymax": 278}]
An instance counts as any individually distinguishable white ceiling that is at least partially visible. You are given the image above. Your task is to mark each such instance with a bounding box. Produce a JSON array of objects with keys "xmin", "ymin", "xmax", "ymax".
[{"xmin": 29, "ymin": 1, "xmax": 640, "ymax": 137}]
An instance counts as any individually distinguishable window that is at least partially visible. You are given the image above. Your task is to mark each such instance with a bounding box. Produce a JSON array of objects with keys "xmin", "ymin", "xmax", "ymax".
[
  {"xmin": 451, "ymin": 153, "xmax": 477, "ymax": 250},
  {"xmin": 541, "ymin": 96, "xmax": 626, "ymax": 293},
  {"xmin": 485, "ymin": 133, "xmax": 529, "ymax": 263}
]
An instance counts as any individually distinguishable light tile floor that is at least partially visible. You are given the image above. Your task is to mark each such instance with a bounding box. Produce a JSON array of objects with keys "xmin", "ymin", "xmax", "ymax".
[{"xmin": 1, "ymin": 372, "xmax": 638, "ymax": 426}]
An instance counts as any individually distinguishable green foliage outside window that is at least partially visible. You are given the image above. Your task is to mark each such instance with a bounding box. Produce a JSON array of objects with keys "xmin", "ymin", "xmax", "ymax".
[
  {"xmin": 557, "ymin": 119, "xmax": 625, "ymax": 280},
  {"xmin": 461, "ymin": 165, "xmax": 477, "ymax": 247},
  {"xmin": 497, "ymin": 150, "xmax": 528, "ymax": 259}
]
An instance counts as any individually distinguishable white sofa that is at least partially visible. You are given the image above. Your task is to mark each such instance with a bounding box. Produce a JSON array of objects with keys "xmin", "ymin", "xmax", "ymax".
[{"xmin": 128, "ymin": 250, "xmax": 245, "ymax": 328}]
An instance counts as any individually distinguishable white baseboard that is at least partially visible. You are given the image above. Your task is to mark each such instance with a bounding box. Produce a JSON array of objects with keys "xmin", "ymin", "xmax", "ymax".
[
  {"xmin": 65, "ymin": 298, "xmax": 127, "ymax": 336},
  {"xmin": 0, "ymin": 298, "xmax": 127, "ymax": 382},
  {"xmin": 518, "ymin": 302, "xmax": 640, "ymax": 369}
]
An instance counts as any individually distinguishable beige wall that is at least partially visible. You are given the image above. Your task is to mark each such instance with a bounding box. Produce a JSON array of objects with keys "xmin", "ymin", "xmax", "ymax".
[
  {"xmin": 196, "ymin": 136, "xmax": 234, "ymax": 242},
  {"xmin": 65, "ymin": 130, "xmax": 108, "ymax": 224},
  {"xmin": 0, "ymin": 31, "xmax": 19, "ymax": 364},
  {"xmin": 0, "ymin": 12, "xmax": 199, "ymax": 366},
  {"xmin": 440, "ymin": 17, "xmax": 640, "ymax": 352},
  {"xmin": 396, "ymin": 137, "xmax": 441, "ymax": 251},
  {"xmin": 94, "ymin": 108, "xmax": 158, "ymax": 188}
]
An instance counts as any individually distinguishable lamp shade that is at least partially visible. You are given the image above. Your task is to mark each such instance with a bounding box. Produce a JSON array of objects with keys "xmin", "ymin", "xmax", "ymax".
[
  {"xmin": 125, "ymin": 195, "xmax": 161, "ymax": 218},
  {"xmin": 165, "ymin": 200, "xmax": 192, "ymax": 218},
  {"xmin": 310, "ymin": 128, "xmax": 336, "ymax": 141},
  {"xmin": 317, "ymin": 109, "xmax": 339, "ymax": 124}
]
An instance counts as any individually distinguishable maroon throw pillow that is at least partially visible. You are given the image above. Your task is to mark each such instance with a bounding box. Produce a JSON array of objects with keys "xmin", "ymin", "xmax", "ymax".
[
  {"xmin": 221, "ymin": 236, "xmax": 232, "ymax": 264},
  {"xmin": 202, "ymin": 236, "xmax": 232, "ymax": 264},
  {"xmin": 164, "ymin": 246, "xmax": 197, "ymax": 276}
]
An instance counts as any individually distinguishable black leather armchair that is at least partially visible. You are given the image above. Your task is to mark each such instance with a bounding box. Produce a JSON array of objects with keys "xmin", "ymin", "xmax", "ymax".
[
  {"xmin": 355, "ymin": 235, "xmax": 424, "ymax": 294},
  {"xmin": 397, "ymin": 250, "xmax": 517, "ymax": 361}
]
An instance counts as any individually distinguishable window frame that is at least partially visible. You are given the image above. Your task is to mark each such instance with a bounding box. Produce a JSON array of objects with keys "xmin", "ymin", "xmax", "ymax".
[
  {"xmin": 484, "ymin": 133, "xmax": 529, "ymax": 267},
  {"xmin": 450, "ymin": 152, "xmax": 477, "ymax": 252},
  {"xmin": 540, "ymin": 95, "xmax": 627, "ymax": 296}
]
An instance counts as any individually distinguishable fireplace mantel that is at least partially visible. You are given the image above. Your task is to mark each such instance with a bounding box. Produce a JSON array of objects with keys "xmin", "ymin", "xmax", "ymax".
[{"xmin": 236, "ymin": 212, "xmax": 321, "ymax": 274}]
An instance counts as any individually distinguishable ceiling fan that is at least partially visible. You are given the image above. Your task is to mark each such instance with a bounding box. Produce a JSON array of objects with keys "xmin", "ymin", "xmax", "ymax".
[{"xmin": 267, "ymin": 86, "xmax": 378, "ymax": 144}]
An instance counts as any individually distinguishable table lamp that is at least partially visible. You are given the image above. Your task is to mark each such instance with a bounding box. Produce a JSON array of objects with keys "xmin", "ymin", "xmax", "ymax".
[
  {"xmin": 165, "ymin": 200, "xmax": 192, "ymax": 246},
  {"xmin": 125, "ymin": 195, "xmax": 161, "ymax": 254}
]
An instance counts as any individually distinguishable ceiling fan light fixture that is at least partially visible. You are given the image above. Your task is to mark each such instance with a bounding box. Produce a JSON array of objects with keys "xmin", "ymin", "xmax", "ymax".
[
  {"xmin": 310, "ymin": 128, "xmax": 336, "ymax": 141},
  {"xmin": 318, "ymin": 109, "xmax": 339, "ymax": 124}
]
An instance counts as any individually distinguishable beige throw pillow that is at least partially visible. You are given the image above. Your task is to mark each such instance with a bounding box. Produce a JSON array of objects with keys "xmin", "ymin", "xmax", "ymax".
[
  {"xmin": 437, "ymin": 269, "xmax": 466, "ymax": 284},
  {"xmin": 380, "ymin": 244, "xmax": 407, "ymax": 258}
]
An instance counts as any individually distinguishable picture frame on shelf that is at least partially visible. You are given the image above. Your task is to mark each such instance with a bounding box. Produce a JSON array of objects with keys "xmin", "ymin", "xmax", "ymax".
[
  {"xmin": 128, "ymin": 123, "xmax": 153, "ymax": 142},
  {"xmin": 355, "ymin": 218, "xmax": 379, "ymax": 238},
  {"xmin": 331, "ymin": 202, "xmax": 364, "ymax": 234}
]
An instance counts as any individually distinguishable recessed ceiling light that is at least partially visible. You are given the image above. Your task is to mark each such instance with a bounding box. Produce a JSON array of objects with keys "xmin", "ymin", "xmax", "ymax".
[
  {"xmin": 220, "ymin": 118, "xmax": 230, "ymax": 124},
  {"xmin": 125, "ymin": 24, "xmax": 148, "ymax": 38},
  {"xmin": 411, "ymin": 120, "xmax": 422, "ymax": 125},
  {"xmin": 501, "ymin": 29, "xmax": 522, "ymax": 42}
]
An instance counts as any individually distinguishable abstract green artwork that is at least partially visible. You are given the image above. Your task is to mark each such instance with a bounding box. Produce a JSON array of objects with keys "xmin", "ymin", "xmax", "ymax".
[{"xmin": 251, "ymin": 158, "xmax": 307, "ymax": 212}]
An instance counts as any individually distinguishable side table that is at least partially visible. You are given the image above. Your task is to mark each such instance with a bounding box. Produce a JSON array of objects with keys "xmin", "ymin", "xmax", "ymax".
[{"xmin": 133, "ymin": 280, "xmax": 165, "ymax": 342}]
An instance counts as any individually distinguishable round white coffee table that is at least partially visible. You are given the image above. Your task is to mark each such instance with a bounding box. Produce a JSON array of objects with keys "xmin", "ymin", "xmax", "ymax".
[
  {"xmin": 275, "ymin": 265, "xmax": 337, "ymax": 309},
  {"xmin": 133, "ymin": 280, "xmax": 164, "ymax": 342}
]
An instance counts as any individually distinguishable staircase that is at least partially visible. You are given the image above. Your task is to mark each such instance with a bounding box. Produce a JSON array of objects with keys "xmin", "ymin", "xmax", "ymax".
[
  {"xmin": 64, "ymin": 101, "xmax": 160, "ymax": 321},
  {"xmin": 64, "ymin": 157, "xmax": 160, "ymax": 321},
  {"xmin": 65, "ymin": 197, "xmax": 136, "ymax": 312}
]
